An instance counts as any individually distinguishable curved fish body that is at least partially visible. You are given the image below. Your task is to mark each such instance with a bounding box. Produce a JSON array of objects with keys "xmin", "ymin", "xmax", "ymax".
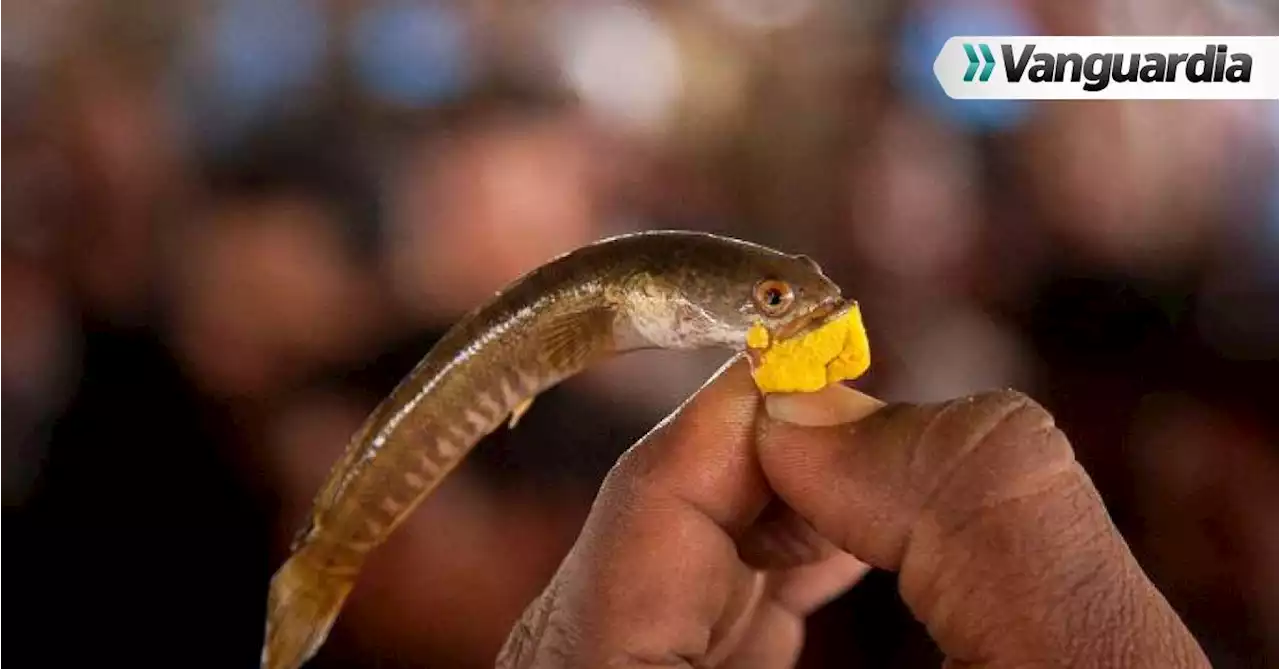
[{"xmin": 262, "ymin": 230, "xmax": 847, "ymax": 669}]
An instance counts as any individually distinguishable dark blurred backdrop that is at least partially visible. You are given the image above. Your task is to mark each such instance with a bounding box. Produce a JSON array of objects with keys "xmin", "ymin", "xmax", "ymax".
[{"xmin": 3, "ymin": 0, "xmax": 1277, "ymax": 667}]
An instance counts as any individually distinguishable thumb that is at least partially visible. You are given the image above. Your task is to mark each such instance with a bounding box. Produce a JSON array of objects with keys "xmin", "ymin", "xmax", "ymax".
[{"xmin": 756, "ymin": 385, "xmax": 1211, "ymax": 669}]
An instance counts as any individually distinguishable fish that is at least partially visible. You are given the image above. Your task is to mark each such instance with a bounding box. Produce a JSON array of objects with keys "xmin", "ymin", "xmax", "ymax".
[{"xmin": 261, "ymin": 230, "xmax": 850, "ymax": 669}]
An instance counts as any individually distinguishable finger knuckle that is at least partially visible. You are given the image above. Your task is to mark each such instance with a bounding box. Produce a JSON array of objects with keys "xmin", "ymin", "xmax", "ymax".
[
  {"xmin": 497, "ymin": 594, "xmax": 552, "ymax": 668},
  {"xmin": 916, "ymin": 389, "xmax": 1080, "ymax": 527},
  {"xmin": 497, "ymin": 578, "xmax": 579, "ymax": 669},
  {"xmin": 601, "ymin": 446, "xmax": 666, "ymax": 515},
  {"xmin": 966, "ymin": 389, "xmax": 1053, "ymax": 439}
]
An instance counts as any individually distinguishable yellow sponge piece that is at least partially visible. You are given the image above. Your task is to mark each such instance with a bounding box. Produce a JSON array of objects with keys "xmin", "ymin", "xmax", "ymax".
[{"xmin": 747, "ymin": 304, "xmax": 871, "ymax": 394}]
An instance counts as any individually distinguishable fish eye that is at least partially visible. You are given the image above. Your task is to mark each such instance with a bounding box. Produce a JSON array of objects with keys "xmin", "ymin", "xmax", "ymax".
[{"xmin": 753, "ymin": 279, "xmax": 795, "ymax": 316}]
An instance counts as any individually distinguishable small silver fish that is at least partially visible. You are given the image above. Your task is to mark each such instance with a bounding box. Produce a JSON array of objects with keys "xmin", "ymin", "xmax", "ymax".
[{"xmin": 262, "ymin": 230, "xmax": 847, "ymax": 669}]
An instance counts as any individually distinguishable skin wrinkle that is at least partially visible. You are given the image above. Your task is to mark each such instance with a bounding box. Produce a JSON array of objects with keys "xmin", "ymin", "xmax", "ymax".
[
  {"xmin": 894, "ymin": 401, "xmax": 1024, "ymax": 641},
  {"xmin": 551, "ymin": 558, "xmax": 594, "ymax": 667},
  {"xmin": 923, "ymin": 470, "xmax": 1109, "ymax": 656},
  {"xmin": 932, "ymin": 461, "xmax": 1082, "ymax": 554},
  {"xmin": 905, "ymin": 396, "xmax": 967, "ymax": 480},
  {"xmin": 738, "ymin": 503, "xmax": 833, "ymax": 569},
  {"xmin": 1053, "ymin": 544, "xmax": 1118, "ymax": 661},
  {"xmin": 496, "ymin": 579, "xmax": 548, "ymax": 665},
  {"xmin": 1116, "ymin": 587, "xmax": 1141, "ymax": 669},
  {"xmin": 1064, "ymin": 539, "xmax": 1126, "ymax": 660},
  {"xmin": 898, "ymin": 397, "xmax": 1086, "ymax": 655},
  {"xmin": 920, "ymin": 461, "xmax": 1093, "ymax": 622},
  {"xmin": 1052, "ymin": 488, "xmax": 1139, "ymax": 663},
  {"xmin": 508, "ymin": 576, "xmax": 575, "ymax": 669},
  {"xmin": 908, "ymin": 530, "xmax": 1003, "ymax": 662},
  {"xmin": 608, "ymin": 648, "xmax": 695, "ymax": 669},
  {"xmin": 1067, "ymin": 569, "xmax": 1126, "ymax": 666},
  {"xmin": 936, "ymin": 428, "xmax": 1079, "ymax": 535},
  {"xmin": 539, "ymin": 607, "xmax": 586, "ymax": 669},
  {"xmin": 1057, "ymin": 521, "xmax": 1116, "ymax": 604},
  {"xmin": 1109, "ymin": 559, "xmax": 1182, "ymax": 668},
  {"xmin": 703, "ymin": 571, "xmax": 768, "ymax": 667},
  {"xmin": 1083, "ymin": 573, "xmax": 1129, "ymax": 664},
  {"xmin": 876, "ymin": 404, "xmax": 937, "ymax": 567},
  {"xmin": 915, "ymin": 394, "xmax": 1039, "ymax": 528}
]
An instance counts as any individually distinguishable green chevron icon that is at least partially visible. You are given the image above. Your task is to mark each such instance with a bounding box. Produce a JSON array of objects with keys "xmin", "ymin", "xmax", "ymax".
[{"xmin": 963, "ymin": 43, "xmax": 996, "ymax": 82}]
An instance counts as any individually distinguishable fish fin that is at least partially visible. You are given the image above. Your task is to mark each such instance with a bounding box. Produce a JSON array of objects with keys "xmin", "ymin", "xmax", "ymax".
[
  {"xmin": 508, "ymin": 396, "xmax": 536, "ymax": 429},
  {"xmin": 261, "ymin": 544, "xmax": 357, "ymax": 669},
  {"xmin": 538, "ymin": 305, "xmax": 616, "ymax": 370},
  {"xmin": 505, "ymin": 305, "xmax": 612, "ymax": 431}
]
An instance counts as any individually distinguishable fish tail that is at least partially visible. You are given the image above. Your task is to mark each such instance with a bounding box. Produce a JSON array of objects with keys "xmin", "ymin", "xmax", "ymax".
[{"xmin": 261, "ymin": 542, "xmax": 357, "ymax": 669}]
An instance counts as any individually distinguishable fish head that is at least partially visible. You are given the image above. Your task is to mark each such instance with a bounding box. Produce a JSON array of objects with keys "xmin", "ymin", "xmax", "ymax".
[
  {"xmin": 643, "ymin": 240, "xmax": 849, "ymax": 350},
  {"xmin": 716, "ymin": 250, "xmax": 847, "ymax": 344}
]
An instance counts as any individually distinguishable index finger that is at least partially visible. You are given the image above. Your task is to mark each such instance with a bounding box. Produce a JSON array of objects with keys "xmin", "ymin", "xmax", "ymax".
[
  {"xmin": 498, "ymin": 355, "xmax": 864, "ymax": 669},
  {"xmin": 500, "ymin": 354, "xmax": 769, "ymax": 668}
]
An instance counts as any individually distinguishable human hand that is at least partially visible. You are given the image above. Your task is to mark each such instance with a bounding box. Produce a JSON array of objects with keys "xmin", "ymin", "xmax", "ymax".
[{"xmin": 497, "ymin": 356, "xmax": 1211, "ymax": 668}]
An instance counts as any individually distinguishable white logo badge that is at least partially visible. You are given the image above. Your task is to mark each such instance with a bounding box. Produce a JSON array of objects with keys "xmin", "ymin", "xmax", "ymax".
[{"xmin": 934, "ymin": 36, "xmax": 1279, "ymax": 99}]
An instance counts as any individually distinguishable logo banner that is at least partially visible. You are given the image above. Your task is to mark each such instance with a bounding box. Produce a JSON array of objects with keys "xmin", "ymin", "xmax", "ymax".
[{"xmin": 934, "ymin": 36, "xmax": 1279, "ymax": 99}]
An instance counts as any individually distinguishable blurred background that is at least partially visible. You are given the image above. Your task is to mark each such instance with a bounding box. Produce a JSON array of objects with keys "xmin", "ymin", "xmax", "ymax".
[{"xmin": 3, "ymin": 0, "xmax": 1276, "ymax": 666}]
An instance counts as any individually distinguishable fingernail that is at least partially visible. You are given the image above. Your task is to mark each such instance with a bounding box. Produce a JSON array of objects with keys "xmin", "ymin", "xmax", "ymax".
[{"xmin": 765, "ymin": 384, "xmax": 886, "ymax": 426}]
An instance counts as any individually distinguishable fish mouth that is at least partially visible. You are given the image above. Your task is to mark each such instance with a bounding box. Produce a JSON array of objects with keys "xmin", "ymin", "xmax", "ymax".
[{"xmin": 772, "ymin": 297, "xmax": 854, "ymax": 342}]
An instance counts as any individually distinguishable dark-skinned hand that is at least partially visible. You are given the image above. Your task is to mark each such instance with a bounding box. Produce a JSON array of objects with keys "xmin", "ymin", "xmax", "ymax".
[{"xmin": 497, "ymin": 356, "xmax": 1211, "ymax": 668}]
